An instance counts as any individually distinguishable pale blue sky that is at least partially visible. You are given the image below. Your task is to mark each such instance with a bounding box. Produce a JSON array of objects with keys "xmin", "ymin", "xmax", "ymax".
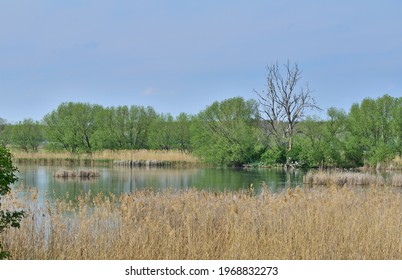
[{"xmin": 1, "ymin": 0, "xmax": 401, "ymax": 122}]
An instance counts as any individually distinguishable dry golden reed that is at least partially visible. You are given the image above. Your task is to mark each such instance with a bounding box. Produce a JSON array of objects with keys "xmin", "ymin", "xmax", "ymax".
[
  {"xmin": 1, "ymin": 186, "xmax": 401, "ymax": 260},
  {"xmin": 302, "ymin": 170, "xmax": 402, "ymax": 187},
  {"xmin": 12, "ymin": 149, "xmax": 200, "ymax": 164}
]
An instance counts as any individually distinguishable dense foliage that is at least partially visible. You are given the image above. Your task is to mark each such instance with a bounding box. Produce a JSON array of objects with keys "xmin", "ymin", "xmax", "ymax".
[
  {"xmin": 297, "ymin": 95, "xmax": 401, "ymax": 168},
  {"xmin": 192, "ymin": 97, "xmax": 262, "ymax": 166},
  {"xmin": 0, "ymin": 94, "xmax": 401, "ymax": 168},
  {"xmin": 0, "ymin": 145, "xmax": 24, "ymax": 259}
]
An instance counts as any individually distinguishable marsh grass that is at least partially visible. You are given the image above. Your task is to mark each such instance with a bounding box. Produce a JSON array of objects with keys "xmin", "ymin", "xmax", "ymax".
[
  {"xmin": 54, "ymin": 169, "xmax": 100, "ymax": 178},
  {"xmin": 391, "ymin": 174, "xmax": 402, "ymax": 188},
  {"xmin": 303, "ymin": 170, "xmax": 402, "ymax": 187},
  {"xmin": 1, "ymin": 185, "xmax": 401, "ymax": 260},
  {"xmin": 12, "ymin": 149, "xmax": 200, "ymax": 165},
  {"xmin": 389, "ymin": 156, "xmax": 402, "ymax": 170}
]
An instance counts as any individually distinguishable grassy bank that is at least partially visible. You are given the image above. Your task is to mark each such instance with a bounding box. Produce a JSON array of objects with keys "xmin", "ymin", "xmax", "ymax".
[
  {"xmin": 11, "ymin": 149, "xmax": 200, "ymax": 166},
  {"xmin": 1, "ymin": 186, "xmax": 401, "ymax": 259}
]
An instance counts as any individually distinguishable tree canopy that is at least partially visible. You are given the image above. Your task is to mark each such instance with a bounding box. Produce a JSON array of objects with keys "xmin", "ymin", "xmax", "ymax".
[{"xmin": 192, "ymin": 97, "xmax": 261, "ymax": 166}]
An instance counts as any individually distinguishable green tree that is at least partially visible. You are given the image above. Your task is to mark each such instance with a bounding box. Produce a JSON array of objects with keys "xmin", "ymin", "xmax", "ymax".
[
  {"xmin": 43, "ymin": 102, "xmax": 101, "ymax": 153},
  {"xmin": 95, "ymin": 105, "xmax": 131, "ymax": 150},
  {"xmin": 345, "ymin": 95, "xmax": 400, "ymax": 166},
  {"xmin": 192, "ymin": 97, "xmax": 260, "ymax": 166},
  {"xmin": 0, "ymin": 145, "xmax": 24, "ymax": 259},
  {"xmin": 0, "ymin": 118, "xmax": 6, "ymax": 139},
  {"xmin": 10, "ymin": 119, "xmax": 44, "ymax": 152},
  {"xmin": 0, "ymin": 119, "xmax": 12, "ymax": 146},
  {"xmin": 146, "ymin": 112, "xmax": 192, "ymax": 151},
  {"xmin": 174, "ymin": 113, "xmax": 192, "ymax": 151},
  {"xmin": 122, "ymin": 105, "xmax": 157, "ymax": 149},
  {"xmin": 296, "ymin": 116, "xmax": 326, "ymax": 167},
  {"xmin": 148, "ymin": 113, "xmax": 176, "ymax": 150},
  {"xmin": 94, "ymin": 105, "xmax": 157, "ymax": 150},
  {"xmin": 391, "ymin": 97, "xmax": 402, "ymax": 155},
  {"xmin": 322, "ymin": 107, "xmax": 347, "ymax": 166},
  {"xmin": 296, "ymin": 108, "xmax": 346, "ymax": 168}
]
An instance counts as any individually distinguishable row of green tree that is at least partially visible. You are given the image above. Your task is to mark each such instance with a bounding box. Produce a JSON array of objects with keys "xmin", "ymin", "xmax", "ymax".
[
  {"xmin": 1, "ymin": 62, "xmax": 401, "ymax": 168},
  {"xmin": 290, "ymin": 94, "xmax": 401, "ymax": 168},
  {"xmin": 0, "ymin": 104, "xmax": 192, "ymax": 154},
  {"xmin": 1, "ymin": 93, "xmax": 400, "ymax": 168}
]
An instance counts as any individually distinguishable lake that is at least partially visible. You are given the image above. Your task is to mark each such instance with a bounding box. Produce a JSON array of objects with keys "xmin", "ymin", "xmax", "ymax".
[{"xmin": 14, "ymin": 164, "xmax": 305, "ymax": 203}]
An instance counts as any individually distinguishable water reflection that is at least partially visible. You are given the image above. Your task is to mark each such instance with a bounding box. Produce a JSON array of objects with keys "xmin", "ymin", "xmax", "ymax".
[{"xmin": 14, "ymin": 164, "xmax": 305, "ymax": 202}]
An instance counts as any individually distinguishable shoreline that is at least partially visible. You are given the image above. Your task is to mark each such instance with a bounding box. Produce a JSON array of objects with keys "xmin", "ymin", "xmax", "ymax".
[{"xmin": 11, "ymin": 149, "xmax": 201, "ymax": 167}]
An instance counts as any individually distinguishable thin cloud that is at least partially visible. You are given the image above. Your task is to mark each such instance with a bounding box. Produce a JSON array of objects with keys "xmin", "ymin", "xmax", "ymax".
[
  {"xmin": 140, "ymin": 87, "xmax": 177, "ymax": 97},
  {"xmin": 141, "ymin": 87, "xmax": 157, "ymax": 96}
]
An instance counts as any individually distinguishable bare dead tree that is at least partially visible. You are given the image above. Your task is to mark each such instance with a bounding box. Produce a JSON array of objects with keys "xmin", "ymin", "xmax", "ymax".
[{"xmin": 255, "ymin": 61, "xmax": 321, "ymax": 152}]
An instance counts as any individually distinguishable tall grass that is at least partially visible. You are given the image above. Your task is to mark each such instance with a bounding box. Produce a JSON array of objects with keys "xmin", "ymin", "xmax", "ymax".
[
  {"xmin": 303, "ymin": 171, "xmax": 383, "ymax": 186},
  {"xmin": 389, "ymin": 155, "xmax": 402, "ymax": 170},
  {"xmin": 11, "ymin": 149, "xmax": 200, "ymax": 165},
  {"xmin": 1, "ymin": 185, "xmax": 401, "ymax": 260},
  {"xmin": 303, "ymin": 170, "xmax": 402, "ymax": 187}
]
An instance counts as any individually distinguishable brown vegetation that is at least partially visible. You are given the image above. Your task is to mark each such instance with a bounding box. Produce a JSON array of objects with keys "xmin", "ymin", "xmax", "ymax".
[
  {"xmin": 388, "ymin": 156, "xmax": 402, "ymax": 170},
  {"xmin": 1, "ymin": 185, "xmax": 401, "ymax": 260},
  {"xmin": 303, "ymin": 170, "xmax": 402, "ymax": 187},
  {"xmin": 11, "ymin": 149, "xmax": 200, "ymax": 165},
  {"xmin": 54, "ymin": 169, "xmax": 100, "ymax": 178},
  {"xmin": 391, "ymin": 174, "xmax": 402, "ymax": 188}
]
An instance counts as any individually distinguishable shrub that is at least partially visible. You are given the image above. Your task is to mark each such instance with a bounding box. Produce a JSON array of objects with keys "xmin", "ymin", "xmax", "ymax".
[
  {"xmin": 0, "ymin": 145, "xmax": 24, "ymax": 259},
  {"xmin": 260, "ymin": 147, "xmax": 286, "ymax": 165}
]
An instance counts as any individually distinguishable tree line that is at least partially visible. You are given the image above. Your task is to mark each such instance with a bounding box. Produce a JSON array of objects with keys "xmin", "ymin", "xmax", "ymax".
[
  {"xmin": 0, "ymin": 104, "xmax": 193, "ymax": 154},
  {"xmin": 1, "ymin": 63, "xmax": 401, "ymax": 168},
  {"xmin": 1, "ymin": 93, "xmax": 400, "ymax": 168}
]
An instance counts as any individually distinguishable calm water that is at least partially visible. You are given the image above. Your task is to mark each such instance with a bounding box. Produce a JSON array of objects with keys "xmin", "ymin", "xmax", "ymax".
[{"xmin": 14, "ymin": 164, "xmax": 305, "ymax": 203}]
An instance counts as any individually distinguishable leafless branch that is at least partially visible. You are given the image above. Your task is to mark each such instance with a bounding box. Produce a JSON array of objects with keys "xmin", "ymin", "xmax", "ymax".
[{"xmin": 255, "ymin": 61, "xmax": 321, "ymax": 151}]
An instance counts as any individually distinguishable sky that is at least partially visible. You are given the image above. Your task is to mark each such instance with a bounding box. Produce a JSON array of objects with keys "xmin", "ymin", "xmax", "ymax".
[{"xmin": 1, "ymin": 0, "xmax": 401, "ymax": 123}]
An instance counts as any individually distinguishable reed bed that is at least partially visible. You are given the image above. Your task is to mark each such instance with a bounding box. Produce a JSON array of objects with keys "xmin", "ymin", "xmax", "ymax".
[
  {"xmin": 12, "ymin": 149, "xmax": 200, "ymax": 165},
  {"xmin": 391, "ymin": 174, "xmax": 402, "ymax": 188},
  {"xmin": 1, "ymin": 185, "xmax": 401, "ymax": 260},
  {"xmin": 302, "ymin": 170, "xmax": 402, "ymax": 187},
  {"xmin": 54, "ymin": 169, "xmax": 100, "ymax": 178},
  {"xmin": 388, "ymin": 156, "xmax": 402, "ymax": 170}
]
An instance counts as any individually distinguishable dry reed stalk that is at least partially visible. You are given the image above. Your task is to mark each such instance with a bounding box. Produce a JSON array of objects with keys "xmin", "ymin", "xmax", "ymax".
[
  {"xmin": 95, "ymin": 150, "xmax": 199, "ymax": 163},
  {"xmin": 54, "ymin": 169, "xmax": 100, "ymax": 178},
  {"xmin": 388, "ymin": 156, "xmax": 402, "ymax": 170},
  {"xmin": 303, "ymin": 171, "xmax": 391, "ymax": 187},
  {"xmin": 1, "ymin": 186, "xmax": 401, "ymax": 260},
  {"xmin": 11, "ymin": 149, "xmax": 200, "ymax": 164},
  {"xmin": 391, "ymin": 174, "xmax": 402, "ymax": 187}
]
